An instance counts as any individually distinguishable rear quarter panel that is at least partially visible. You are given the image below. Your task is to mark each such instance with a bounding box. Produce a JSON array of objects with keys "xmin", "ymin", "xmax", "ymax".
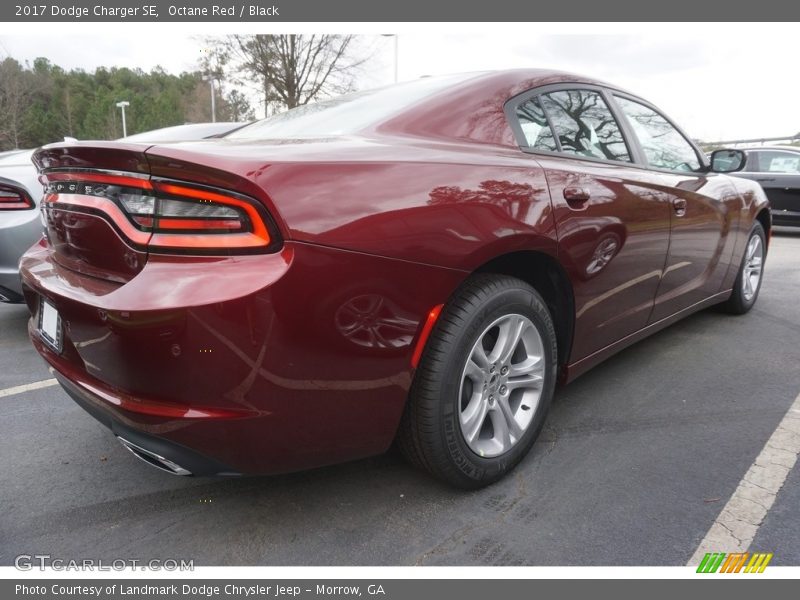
[{"xmin": 145, "ymin": 139, "xmax": 559, "ymax": 272}]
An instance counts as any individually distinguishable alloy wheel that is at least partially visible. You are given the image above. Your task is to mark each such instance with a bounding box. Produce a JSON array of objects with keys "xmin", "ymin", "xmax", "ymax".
[
  {"xmin": 458, "ymin": 313, "xmax": 545, "ymax": 458},
  {"xmin": 742, "ymin": 234, "xmax": 764, "ymax": 302}
]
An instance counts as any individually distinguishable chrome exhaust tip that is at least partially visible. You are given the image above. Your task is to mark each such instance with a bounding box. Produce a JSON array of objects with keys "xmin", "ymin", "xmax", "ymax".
[{"xmin": 116, "ymin": 435, "xmax": 192, "ymax": 476}]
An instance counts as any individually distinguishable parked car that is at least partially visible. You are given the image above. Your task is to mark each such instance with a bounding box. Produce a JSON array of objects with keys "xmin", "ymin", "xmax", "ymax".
[
  {"xmin": 731, "ymin": 146, "xmax": 800, "ymax": 226},
  {"xmin": 21, "ymin": 71, "xmax": 769, "ymax": 487},
  {"xmin": 0, "ymin": 149, "xmax": 38, "ymax": 303},
  {"xmin": 0, "ymin": 123, "xmax": 246, "ymax": 303}
]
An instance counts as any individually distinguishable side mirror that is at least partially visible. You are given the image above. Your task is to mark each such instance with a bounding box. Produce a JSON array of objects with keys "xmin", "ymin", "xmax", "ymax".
[{"xmin": 710, "ymin": 148, "xmax": 746, "ymax": 173}]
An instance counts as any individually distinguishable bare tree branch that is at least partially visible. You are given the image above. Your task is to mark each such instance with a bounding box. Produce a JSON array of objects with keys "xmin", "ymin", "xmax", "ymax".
[{"xmin": 205, "ymin": 35, "xmax": 369, "ymax": 114}]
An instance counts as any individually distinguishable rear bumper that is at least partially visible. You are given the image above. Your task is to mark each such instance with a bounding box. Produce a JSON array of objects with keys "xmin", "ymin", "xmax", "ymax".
[
  {"xmin": 21, "ymin": 239, "xmax": 464, "ymax": 476},
  {"xmin": 54, "ymin": 369, "xmax": 238, "ymax": 476}
]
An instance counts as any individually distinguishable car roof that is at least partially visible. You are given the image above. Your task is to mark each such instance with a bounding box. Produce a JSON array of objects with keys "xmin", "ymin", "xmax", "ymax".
[
  {"xmin": 741, "ymin": 145, "xmax": 800, "ymax": 153},
  {"xmin": 197, "ymin": 69, "xmax": 641, "ymax": 150},
  {"xmin": 370, "ymin": 69, "xmax": 630, "ymax": 147}
]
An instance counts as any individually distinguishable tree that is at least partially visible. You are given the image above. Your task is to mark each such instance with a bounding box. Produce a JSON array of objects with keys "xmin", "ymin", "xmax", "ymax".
[
  {"xmin": 184, "ymin": 79, "xmax": 255, "ymax": 123},
  {"xmin": 0, "ymin": 58, "xmax": 34, "ymax": 149},
  {"xmin": 0, "ymin": 55, "xmax": 260, "ymax": 151},
  {"xmin": 222, "ymin": 89, "xmax": 254, "ymax": 121},
  {"xmin": 206, "ymin": 35, "xmax": 367, "ymax": 114},
  {"xmin": 22, "ymin": 58, "xmax": 67, "ymax": 145}
]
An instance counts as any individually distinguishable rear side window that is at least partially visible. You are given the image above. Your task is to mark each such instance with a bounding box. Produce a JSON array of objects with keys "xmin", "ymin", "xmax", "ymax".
[
  {"xmin": 516, "ymin": 96, "xmax": 557, "ymax": 152},
  {"xmin": 748, "ymin": 150, "xmax": 800, "ymax": 173},
  {"xmin": 614, "ymin": 96, "xmax": 701, "ymax": 172},
  {"xmin": 538, "ymin": 90, "xmax": 631, "ymax": 162}
]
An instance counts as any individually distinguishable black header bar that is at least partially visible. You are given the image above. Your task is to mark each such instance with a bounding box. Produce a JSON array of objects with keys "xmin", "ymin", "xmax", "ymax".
[{"xmin": 2, "ymin": 0, "xmax": 800, "ymax": 22}]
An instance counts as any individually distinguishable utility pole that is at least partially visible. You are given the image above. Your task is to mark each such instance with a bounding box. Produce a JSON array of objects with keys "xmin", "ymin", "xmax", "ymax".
[
  {"xmin": 391, "ymin": 35, "xmax": 398, "ymax": 83},
  {"xmin": 115, "ymin": 101, "xmax": 129, "ymax": 137},
  {"xmin": 381, "ymin": 34, "xmax": 399, "ymax": 83},
  {"xmin": 203, "ymin": 75, "xmax": 217, "ymax": 122}
]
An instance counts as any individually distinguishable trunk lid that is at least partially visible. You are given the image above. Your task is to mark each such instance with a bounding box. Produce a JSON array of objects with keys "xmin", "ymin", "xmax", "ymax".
[
  {"xmin": 33, "ymin": 142, "xmax": 152, "ymax": 284},
  {"xmin": 33, "ymin": 140, "xmax": 282, "ymax": 284}
]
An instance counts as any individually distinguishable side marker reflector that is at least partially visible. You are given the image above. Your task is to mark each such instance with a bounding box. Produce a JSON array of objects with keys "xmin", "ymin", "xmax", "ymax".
[{"xmin": 411, "ymin": 304, "xmax": 444, "ymax": 368}]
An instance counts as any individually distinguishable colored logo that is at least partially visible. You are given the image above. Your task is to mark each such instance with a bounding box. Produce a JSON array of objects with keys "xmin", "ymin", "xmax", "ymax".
[{"xmin": 696, "ymin": 552, "xmax": 773, "ymax": 573}]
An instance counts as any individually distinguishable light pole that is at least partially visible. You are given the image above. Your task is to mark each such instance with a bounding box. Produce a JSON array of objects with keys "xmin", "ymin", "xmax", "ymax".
[
  {"xmin": 115, "ymin": 101, "xmax": 129, "ymax": 137},
  {"xmin": 203, "ymin": 75, "xmax": 217, "ymax": 123},
  {"xmin": 381, "ymin": 34, "xmax": 399, "ymax": 83},
  {"xmin": 392, "ymin": 35, "xmax": 398, "ymax": 83}
]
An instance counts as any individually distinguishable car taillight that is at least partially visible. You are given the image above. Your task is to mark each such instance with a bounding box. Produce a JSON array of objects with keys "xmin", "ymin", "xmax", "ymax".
[
  {"xmin": 0, "ymin": 184, "xmax": 34, "ymax": 210},
  {"xmin": 41, "ymin": 171, "xmax": 277, "ymax": 253}
]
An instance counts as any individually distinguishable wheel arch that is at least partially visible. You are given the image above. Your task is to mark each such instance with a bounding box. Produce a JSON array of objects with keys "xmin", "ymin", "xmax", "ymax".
[
  {"xmin": 755, "ymin": 207, "xmax": 772, "ymax": 248},
  {"xmin": 473, "ymin": 250, "xmax": 575, "ymax": 372}
]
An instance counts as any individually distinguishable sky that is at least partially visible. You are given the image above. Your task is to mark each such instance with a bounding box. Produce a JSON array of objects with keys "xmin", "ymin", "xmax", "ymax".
[{"xmin": 0, "ymin": 30, "xmax": 797, "ymax": 143}]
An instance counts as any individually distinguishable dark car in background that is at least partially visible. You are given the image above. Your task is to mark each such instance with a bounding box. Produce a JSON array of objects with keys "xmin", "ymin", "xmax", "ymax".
[
  {"xmin": 21, "ymin": 71, "xmax": 770, "ymax": 488},
  {"xmin": 733, "ymin": 146, "xmax": 800, "ymax": 226}
]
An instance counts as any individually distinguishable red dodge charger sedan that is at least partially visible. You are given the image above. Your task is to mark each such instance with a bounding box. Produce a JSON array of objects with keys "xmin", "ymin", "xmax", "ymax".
[{"xmin": 21, "ymin": 70, "xmax": 769, "ymax": 487}]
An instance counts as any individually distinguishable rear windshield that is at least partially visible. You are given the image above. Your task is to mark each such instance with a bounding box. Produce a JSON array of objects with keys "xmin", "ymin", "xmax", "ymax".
[
  {"xmin": 226, "ymin": 73, "xmax": 481, "ymax": 140},
  {"xmin": 122, "ymin": 122, "xmax": 244, "ymax": 142}
]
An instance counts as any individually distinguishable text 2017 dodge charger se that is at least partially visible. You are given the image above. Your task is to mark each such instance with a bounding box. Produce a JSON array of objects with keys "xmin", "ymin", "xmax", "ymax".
[{"xmin": 21, "ymin": 70, "xmax": 769, "ymax": 487}]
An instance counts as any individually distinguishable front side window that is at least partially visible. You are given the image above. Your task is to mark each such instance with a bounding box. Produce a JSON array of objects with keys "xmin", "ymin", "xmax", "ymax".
[
  {"xmin": 614, "ymin": 96, "xmax": 701, "ymax": 172},
  {"xmin": 538, "ymin": 90, "xmax": 631, "ymax": 162},
  {"xmin": 748, "ymin": 150, "xmax": 800, "ymax": 173}
]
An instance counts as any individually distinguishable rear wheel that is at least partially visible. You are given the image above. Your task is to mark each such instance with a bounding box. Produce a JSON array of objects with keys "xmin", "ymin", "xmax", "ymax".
[
  {"xmin": 398, "ymin": 274, "xmax": 557, "ymax": 488},
  {"xmin": 722, "ymin": 222, "xmax": 766, "ymax": 314}
]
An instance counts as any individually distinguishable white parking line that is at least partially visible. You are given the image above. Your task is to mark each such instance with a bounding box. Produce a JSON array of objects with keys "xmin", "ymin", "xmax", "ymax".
[
  {"xmin": 688, "ymin": 390, "xmax": 800, "ymax": 564},
  {"xmin": 0, "ymin": 378, "xmax": 58, "ymax": 398}
]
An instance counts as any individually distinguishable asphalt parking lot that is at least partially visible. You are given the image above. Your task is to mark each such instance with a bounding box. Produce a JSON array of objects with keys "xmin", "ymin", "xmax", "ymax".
[{"xmin": 1, "ymin": 230, "xmax": 799, "ymax": 567}]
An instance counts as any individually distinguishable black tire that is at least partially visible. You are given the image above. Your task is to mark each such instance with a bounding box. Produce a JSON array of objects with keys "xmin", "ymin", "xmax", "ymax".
[
  {"xmin": 397, "ymin": 274, "xmax": 558, "ymax": 488},
  {"xmin": 722, "ymin": 222, "xmax": 766, "ymax": 315}
]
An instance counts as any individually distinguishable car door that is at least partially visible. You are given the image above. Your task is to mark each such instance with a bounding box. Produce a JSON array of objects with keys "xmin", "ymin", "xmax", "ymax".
[
  {"xmin": 611, "ymin": 94, "xmax": 741, "ymax": 322},
  {"xmin": 508, "ymin": 87, "xmax": 671, "ymax": 361},
  {"xmin": 737, "ymin": 149, "xmax": 800, "ymax": 225}
]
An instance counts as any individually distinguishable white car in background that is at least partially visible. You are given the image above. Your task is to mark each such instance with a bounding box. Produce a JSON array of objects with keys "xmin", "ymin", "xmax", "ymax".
[{"xmin": 0, "ymin": 148, "xmax": 39, "ymax": 303}]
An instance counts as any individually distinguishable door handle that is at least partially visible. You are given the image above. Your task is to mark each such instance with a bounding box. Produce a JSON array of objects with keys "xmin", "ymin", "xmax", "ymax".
[
  {"xmin": 563, "ymin": 186, "xmax": 591, "ymax": 205},
  {"xmin": 672, "ymin": 198, "xmax": 687, "ymax": 217},
  {"xmin": 756, "ymin": 178, "xmax": 775, "ymax": 182}
]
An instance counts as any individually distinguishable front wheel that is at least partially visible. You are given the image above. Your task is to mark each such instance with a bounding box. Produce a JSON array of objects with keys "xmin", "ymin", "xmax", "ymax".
[
  {"xmin": 722, "ymin": 222, "xmax": 766, "ymax": 314},
  {"xmin": 397, "ymin": 274, "xmax": 557, "ymax": 488}
]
